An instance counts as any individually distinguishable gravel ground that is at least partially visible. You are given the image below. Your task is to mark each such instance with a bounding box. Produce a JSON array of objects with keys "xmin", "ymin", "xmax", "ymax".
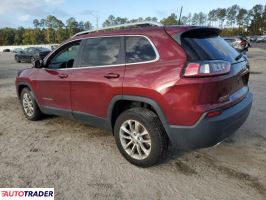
[{"xmin": 0, "ymin": 46, "xmax": 265, "ymax": 200}]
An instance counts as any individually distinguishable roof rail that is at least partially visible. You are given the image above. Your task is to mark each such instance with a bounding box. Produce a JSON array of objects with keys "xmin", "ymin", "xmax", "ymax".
[{"xmin": 72, "ymin": 21, "xmax": 163, "ymax": 37}]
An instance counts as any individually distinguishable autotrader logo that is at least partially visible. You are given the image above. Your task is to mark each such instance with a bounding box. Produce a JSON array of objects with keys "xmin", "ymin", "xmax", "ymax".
[{"xmin": 0, "ymin": 188, "xmax": 54, "ymax": 199}]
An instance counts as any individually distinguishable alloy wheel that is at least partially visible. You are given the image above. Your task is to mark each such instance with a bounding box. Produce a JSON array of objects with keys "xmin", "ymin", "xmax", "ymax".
[
  {"xmin": 119, "ymin": 120, "xmax": 151, "ymax": 160},
  {"xmin": 22, "ymin": 92, "xmax": 34, "ymax": 117}
]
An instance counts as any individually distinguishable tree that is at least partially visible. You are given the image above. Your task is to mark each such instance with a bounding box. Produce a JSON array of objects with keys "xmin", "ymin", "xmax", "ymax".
[
  {"xmin": 198, "ymin": 12, "xmax": 207, "ymax": 25},
  {"xmin": 237, "ymin": 8, "xmax": 248, "ymax": 28},
  {"xmin": 187, "ymin": 13, "xmax": 192, "ymax": 25},
  {"xmin": 33, "ymin": 19, "xmax": 40, "ymax": 28},
  {"xmin": 102, "ymin": 15, "xmax": 116, "ymax": 27},
  {"xmin": 263, "ymin": 5, "xmax": 266, "ymax": 33},
  {"xmin": 84, "ymin": 21, "xmax": 93, "ymax": 30},
  {"xmin": 14, "ymin": 27, "xmax": 25, "ymax": 45},
  {"xmin": 208, "ymin": 9, "xmax": 217, "ymax": 26},
  {"xmin": 181, "ymin": 16, "xmax": 188, "ymax": 25},
  {"xmin": 66, "ymin": 17, "xmax": 79, "ymax": 36},
  {"xmin": 55, "ymin": 27, "xmax": 67, "ymax": 43},
  {"xmin": 22, "ymin": 30, "xmax": 33, "ymax": 44},
  {"xmin": 32, "ymin": 28, "xmax": 45, "ymax": 44},
  {"xmin": 44, "ymin": 28, "xmax": 56, "ymax": 43},
  {"xmin": 160, "ymin": 13, "xmax": 178, "ymax": 25},
  {"xmin": 226, "ymin": 4, "xmax": 240, "ymax": 27},
  {"xmin": 217, "ymin": 8, "xmax": 226, "ymax": 28},
  {"xmin": 192, "ymin": 13, "xmax": 199, "ymax": 25},
  {"xmin": 78, "ymin": 21, "xmax": 85, "ymax": 30},
  {"xmin": 248, "ymin": 4, "xmax": 264, "ymax": 34},
  {"xmin": 45, "ymin": 15, "xmax": 64, "ymax": 29}
]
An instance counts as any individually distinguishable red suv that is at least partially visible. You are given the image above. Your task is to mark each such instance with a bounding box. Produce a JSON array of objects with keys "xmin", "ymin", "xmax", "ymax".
[{"xmin": 16, "ymin": 22, "xmax": 252, "ymax": 167}]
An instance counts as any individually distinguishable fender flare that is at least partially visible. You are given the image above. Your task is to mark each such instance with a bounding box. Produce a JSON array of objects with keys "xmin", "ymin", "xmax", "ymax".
[
  {"xmin": 16, "ymin": 82, "xmax": 40, "ymax": 105},
  {"xmin": 107, "ymin": 95, "xmax": 171, "ymax": 136}
]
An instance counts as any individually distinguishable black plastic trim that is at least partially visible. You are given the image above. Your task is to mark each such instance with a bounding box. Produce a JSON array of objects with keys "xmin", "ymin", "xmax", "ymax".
[
  {"xmin": 107, "ymin": 95, "xmax": 170, "ymax": 135},
  {"xmin": 39, "ymin": 106, "xmax": 109, "ymax": 130}
]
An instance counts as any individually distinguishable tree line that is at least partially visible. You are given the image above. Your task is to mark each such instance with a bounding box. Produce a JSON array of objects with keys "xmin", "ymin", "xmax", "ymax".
[{"xmin": 0, "ymin": 4, "xmax": 265, "ymax": 46}]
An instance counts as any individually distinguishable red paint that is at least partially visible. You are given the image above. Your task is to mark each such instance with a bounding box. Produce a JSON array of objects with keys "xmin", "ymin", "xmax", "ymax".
[{"xmin": 16, "ymin": 26, "xmax": 250, "ymax": 126}]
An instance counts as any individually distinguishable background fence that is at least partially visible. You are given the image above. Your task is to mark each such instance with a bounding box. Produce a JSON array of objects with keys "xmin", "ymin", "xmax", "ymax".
[{"xmin": 0, "ymin": 44, "xmax": 58, "ymax": 52}]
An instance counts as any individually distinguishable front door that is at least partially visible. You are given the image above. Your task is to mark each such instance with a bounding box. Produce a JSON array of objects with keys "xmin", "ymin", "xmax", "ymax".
[{"xmin": 34, "ymin": 41, "xmax": 81, "ymax": 112}]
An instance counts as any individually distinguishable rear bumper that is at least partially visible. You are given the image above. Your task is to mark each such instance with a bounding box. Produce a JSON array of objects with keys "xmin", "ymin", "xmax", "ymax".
[{"xmin": 167, "ymin": 92, "xmax": 253, "ymax": 149}]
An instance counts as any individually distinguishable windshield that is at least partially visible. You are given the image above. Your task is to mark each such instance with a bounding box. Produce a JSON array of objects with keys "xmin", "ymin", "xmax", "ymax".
[{"xmin": 174, "ymin": 31, "xmax": 241, "ymax": 63}]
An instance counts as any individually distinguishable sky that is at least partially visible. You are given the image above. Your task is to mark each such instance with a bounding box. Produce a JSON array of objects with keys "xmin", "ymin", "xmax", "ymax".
[{"xmin": 0, "ymin": 0, "xmax": 265, "ymax": 28}]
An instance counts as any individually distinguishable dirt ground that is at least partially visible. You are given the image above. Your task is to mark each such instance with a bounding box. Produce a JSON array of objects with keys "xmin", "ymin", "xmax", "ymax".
[{"xmin": 0, "ymin": 45, "xmax": 265, "ymax": 200}]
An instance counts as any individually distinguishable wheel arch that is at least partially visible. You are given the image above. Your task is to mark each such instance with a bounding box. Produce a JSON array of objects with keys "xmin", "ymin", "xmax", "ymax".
[
  {"xmin": 16, "ymin": 82, "xmax": 39, "ymax": 105},
  {"xmin": 107, "ymin": 95, "xmax": 170, "ymax": 137}
]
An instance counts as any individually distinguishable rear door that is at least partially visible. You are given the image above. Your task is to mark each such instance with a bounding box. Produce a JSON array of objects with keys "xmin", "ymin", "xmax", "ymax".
[{"xmin": 70, "ymin": 36, "xmax": 125, "ymax": 119}]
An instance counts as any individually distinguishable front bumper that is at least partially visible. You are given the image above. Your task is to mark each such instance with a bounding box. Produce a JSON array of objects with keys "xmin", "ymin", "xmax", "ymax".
[{"xmin": 167, "ymin": 92, "xmax": 253, "ymax": 149}]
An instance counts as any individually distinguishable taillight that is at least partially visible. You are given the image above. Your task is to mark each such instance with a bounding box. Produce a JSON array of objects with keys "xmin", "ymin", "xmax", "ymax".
[
  {"xmin": 240, "ymin": 40, "xmax": 246, "ymax": 47},
  {"xmin": 184, "ymin": 60, "xmax": 231, "ymax": 77}
]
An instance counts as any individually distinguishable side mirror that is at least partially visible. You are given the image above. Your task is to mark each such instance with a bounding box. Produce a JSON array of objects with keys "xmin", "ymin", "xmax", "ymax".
[{"xmin": 33, "ymin": 59, "xmax": 43, "ymax": 68}]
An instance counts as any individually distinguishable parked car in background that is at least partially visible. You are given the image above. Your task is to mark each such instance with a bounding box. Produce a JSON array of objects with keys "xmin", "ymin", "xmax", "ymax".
[
  {"xmin": 15, "ymin": 47, "xmax": 51, "ymax": 63},
  {"xmin": 51, "ymin": 44, "xmax": 59, "ymax": 50},
  {"xmin": 249, "ymin": 36, "xmax": 258, "ymax": 43},
  {"xmin": 13, "ymin": 48, "xmax": 23, "ymax": 53},
  {"xmin": 223, "ymin": 36, "xmax": 249, "ymax": 52},
  {"xmin": 3, "ymin": 49, "xmax": 11, "ymax": 52},
  {"xmin": 256, "ymin": 36, "xmax": 266, "ymax": 43},
  {"xmin": 16, "ymin": 22, "xmax": 252, "ymax": 167}
]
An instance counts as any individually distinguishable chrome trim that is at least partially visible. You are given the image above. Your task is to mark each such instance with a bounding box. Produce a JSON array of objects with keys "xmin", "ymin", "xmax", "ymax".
[{"xmin": 43, "ymin": 35, "xmax": 160, "ymax": 71}]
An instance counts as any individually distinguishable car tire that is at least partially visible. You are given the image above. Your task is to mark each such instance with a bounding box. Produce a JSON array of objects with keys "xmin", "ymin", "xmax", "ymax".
[
  {"xmin": 20, "ymin": 88, "xmax": 43, "ymax": 121},
  {"xmin": 114, "ymin": 107, "xmax": 168, "ymax": 167},
  {"xmin": 15, "ymin": 56, "xmax": 21, "ymax": 63},
  {"xmin": 30, "ymin": 57, "xmax": 35, "ymax": 63}
]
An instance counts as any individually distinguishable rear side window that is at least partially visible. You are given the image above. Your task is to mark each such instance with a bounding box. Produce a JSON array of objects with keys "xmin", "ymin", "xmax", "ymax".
[
  {"xmin": 79, "ymin": 37, "xmax": 122, "ymax": 67},
  {"xmin": 125, "ymin": 36, "xmax": 157, "ymax": 63},
  {"xmin": 174, "ymin": 30, "xmax": 240, "ymax": 63}
]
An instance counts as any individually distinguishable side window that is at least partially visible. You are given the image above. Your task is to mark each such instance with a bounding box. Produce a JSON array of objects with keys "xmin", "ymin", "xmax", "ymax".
[
  {"xmin": 47, "ymin": 42, "xmax": 80, "ymax": 69},
  {"xmin": 25, "ymin": 48, "xmax": 31, "ymax": 53},
  {"xmin": 125, "ymin": 36, "xmax": 157, "ymax": 63},
  {"xmin": 79, "ymin": 37, "xmax": 122, "ymax": 67}
]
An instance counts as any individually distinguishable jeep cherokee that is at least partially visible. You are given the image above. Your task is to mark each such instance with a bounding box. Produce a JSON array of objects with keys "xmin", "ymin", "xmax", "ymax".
[{"xmin": 15, "ymin": 22, "xmax": 253, "ymax": 167}]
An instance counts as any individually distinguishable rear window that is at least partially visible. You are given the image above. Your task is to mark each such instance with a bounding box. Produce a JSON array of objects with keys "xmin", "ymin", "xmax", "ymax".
[
  {"xmin": 125, "ymin": 36, "xmax": 157, "ymax": 63},
  {"xmin": 79, "ymin": 37, "xmax": 122, "ymax": 67},
  {"xmin": 174, "ymin": 31, "xmax": 240, "ymax": 63}
]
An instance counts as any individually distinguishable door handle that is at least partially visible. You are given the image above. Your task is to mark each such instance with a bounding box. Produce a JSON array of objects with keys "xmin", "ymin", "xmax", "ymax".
[
  {"xmin": 58, "ymin": 74, "xmax": 68, "ymax": 79},
  {"xmin": 104, "ymin": 73, "xmax": 120, "ymax": 79}
]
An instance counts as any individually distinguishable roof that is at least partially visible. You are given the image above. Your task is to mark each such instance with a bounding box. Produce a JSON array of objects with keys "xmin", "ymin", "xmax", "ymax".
[{"xmin": 72, "ymin": 21, "xmax": 163, "ymax": 37}]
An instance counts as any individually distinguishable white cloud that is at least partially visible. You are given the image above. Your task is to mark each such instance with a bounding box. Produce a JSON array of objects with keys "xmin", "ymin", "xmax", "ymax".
[
  {"xmin": 0, "ymin": 0, "xmax": 63, "ymax": 15},
  {"xmin": 0, "ymin": 0, "xmax": 66, "ymax": 27},
  {"xmin": 18, "ymin": 14, "xmax": 31, "ymax": 22}
]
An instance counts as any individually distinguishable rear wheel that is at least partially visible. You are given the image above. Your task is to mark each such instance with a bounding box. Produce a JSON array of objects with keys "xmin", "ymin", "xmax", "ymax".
[
  {"xmin": 114, "ymin": 108, "xmax": 168, "ymax": 167},
  {"xmin": 20, "ymin": 88, "xmax": 43, "ymax": 121}
]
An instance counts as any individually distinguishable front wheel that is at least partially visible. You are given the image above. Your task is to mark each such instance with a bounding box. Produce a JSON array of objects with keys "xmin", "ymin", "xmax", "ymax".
[
  {"xmin": 20, "ymin": 88, "xmax": 43, "ymax": 121},
  {"xmin": 15, "ymin": 56, "xmax": 21, "ymax": 63},
  {"xmin": 114, "ymin": 108, "xmax": 168, "ymax": 167},
  {"xmin": 30, "ymin": 57, "xmax": 35, "ymax": 63}
]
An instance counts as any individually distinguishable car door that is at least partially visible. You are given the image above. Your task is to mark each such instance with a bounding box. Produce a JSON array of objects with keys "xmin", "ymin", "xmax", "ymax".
[
  {"xmin": 20, "ymin": 48, "xmax": 30, "ymax": 61},
  {"xmin": 25, "ymin": 48, "xmax": 34, "ymax": 62},
  {"xmin": 34, "ymin": 40, "xmax": 82, "ymax": 115},
  {"xmin": 70, "ymin": 36, "xmax": 125, "ymax": 120}
]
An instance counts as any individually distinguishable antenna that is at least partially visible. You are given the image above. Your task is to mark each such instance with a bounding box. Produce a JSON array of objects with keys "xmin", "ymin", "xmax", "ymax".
[{"xmin": 178, "ymin": 6, "xmax": 183, "ymax": 25}]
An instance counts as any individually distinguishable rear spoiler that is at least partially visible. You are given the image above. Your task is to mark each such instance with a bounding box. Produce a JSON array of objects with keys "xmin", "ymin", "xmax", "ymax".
[{"xmin": 164, "ymin": 26, "xmax": 221, "ymax": 44}]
